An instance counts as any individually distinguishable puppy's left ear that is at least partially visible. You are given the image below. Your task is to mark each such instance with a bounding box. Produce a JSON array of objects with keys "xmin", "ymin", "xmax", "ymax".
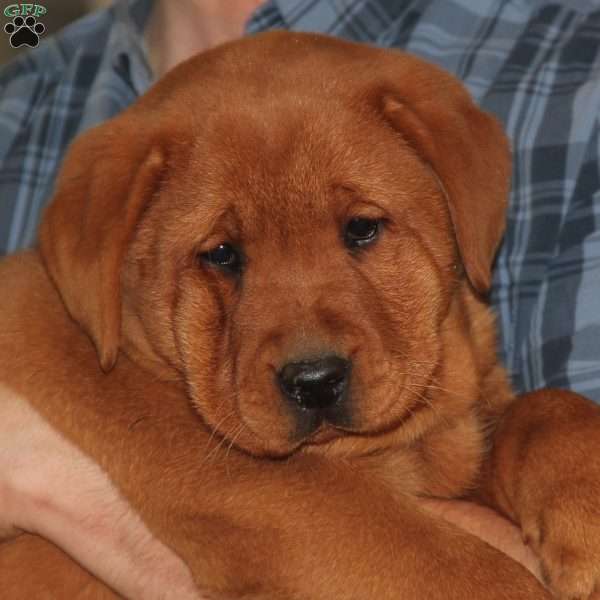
[
  {"xmin": 381, "ymin": 84, "xmax": 511, "ymax": 294},
  {"xmin": 39, "ymin": 119, "xmax": 166, "ymax": 372}
]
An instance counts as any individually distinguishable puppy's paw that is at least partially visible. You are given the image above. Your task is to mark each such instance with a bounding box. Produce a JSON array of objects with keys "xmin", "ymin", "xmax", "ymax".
[{"xmin": 522, "ymin": 486, "xmax": 600, "ymax": 600}]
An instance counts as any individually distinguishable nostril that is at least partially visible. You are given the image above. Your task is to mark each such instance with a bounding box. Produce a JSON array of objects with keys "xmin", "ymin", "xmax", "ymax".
[{"xmin": 277, "ymin": 355, "xmax": 350, "ymax": 411}]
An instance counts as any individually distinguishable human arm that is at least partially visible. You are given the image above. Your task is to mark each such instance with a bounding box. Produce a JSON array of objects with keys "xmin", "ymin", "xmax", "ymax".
[{"xmin": 0, "ymin": 382, "xmax": 203, "ymax": 600}]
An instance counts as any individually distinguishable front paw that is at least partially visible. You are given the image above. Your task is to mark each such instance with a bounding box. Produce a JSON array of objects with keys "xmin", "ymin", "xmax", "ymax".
[{"xmin": 522, "ymin": 486, "xmax": 600, "ymax": 599}]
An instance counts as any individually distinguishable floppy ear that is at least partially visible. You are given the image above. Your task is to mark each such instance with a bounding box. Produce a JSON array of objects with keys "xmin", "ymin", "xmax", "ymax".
[
  {"xmin": 39, "ymin": 121, "xmax": 165, "ymax": 372},
  {"xmin": 381, "ymin": 91, "xmax": 511, "ymax": 294}
]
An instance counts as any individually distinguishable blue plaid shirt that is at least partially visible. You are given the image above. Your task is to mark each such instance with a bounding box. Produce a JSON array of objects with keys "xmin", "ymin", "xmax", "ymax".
[{"xmin": 1, "ymin": 0, "xmax": 600, "ymax": 401}]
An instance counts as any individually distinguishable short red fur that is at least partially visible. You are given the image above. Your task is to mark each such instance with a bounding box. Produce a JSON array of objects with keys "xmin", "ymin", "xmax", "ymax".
[{"xmin": 1, "ymin": 32, "xmax": 599, "ymax": 599}]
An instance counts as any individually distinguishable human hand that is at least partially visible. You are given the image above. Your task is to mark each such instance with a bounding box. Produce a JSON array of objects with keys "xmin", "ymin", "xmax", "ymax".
[{"xmin": 419, "ymin": 497, "xmax": 543, "ymax": 582}]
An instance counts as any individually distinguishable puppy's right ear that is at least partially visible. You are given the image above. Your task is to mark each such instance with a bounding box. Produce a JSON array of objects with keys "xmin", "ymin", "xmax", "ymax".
[{"xmin": 39, "ymin": 120, "xmax": 166, "ymax": 372}]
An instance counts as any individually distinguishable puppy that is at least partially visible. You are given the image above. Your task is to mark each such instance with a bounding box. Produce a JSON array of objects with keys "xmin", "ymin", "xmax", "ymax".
[{"xmin": 1, "ymin": 31, "xmax": 599, "ymax": 599}]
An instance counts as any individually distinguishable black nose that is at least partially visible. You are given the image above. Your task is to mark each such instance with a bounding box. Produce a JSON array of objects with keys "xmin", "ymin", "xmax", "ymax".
[{"xmin": 277, "ymin": 355, "xmax": 350, "ymax": 411}]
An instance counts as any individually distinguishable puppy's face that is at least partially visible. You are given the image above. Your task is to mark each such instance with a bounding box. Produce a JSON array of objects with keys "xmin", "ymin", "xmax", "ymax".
[
  {"xmin": 40, "ymin": 32, "xmax": 510, "ymax": 459},
  {"xmin": 126, "ymin": 102, "xmax": 458, "ymax": 457}
]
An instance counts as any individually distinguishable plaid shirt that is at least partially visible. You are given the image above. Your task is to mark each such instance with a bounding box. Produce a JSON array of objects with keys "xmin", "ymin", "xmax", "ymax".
[{"xmin": 1, "ymin": 0, "xmax": 600, "ymax": 401}]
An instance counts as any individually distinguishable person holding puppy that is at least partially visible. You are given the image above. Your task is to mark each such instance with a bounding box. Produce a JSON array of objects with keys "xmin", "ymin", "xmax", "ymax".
[{"xmin": 1, "ymin": 0, "xmax": 599, "ymax": 597}]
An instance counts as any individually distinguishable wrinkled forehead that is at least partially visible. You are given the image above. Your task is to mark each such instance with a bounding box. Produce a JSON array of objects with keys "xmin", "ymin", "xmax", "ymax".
[{"xmin": 162, "ymin": 93, "xmax": 436, "ymax": 244}]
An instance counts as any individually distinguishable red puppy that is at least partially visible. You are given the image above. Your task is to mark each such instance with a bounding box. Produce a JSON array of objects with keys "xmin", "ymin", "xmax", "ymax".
[{"xmin": 1, "ymin": 32, "xmax": 599, "ymax": 599}]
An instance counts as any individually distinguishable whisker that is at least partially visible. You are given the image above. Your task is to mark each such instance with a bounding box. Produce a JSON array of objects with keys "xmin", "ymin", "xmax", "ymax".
[
  {"xmin": 201, "ymin": 414, "xmax": 238, "ymax": 467},
  {"xmin": 225, "ymin": 423, "xmax": 247, "ymax": 481},
  {"xmin": 204, "ymin": 408, "xmax": 237, "ymax": 454},
  {"xmin": 398, "ymin": 381, "xmax": 452, "ymax": 429}
]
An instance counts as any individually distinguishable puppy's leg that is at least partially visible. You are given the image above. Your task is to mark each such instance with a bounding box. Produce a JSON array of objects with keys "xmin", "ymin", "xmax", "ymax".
[
  {"xmin": 135, "ymin": 454, "xmax": 552, "ymax": 600},
  {"xmin": 0, "ymin": 534, "xmax": 119, "ymax": 599},
  {"xmin": 482, "ymin": 389, "xmax": 600, "ymax": 599},
  {"xmin": 0, "ymin": 449, "xmax": 552, "ymax": 599}
]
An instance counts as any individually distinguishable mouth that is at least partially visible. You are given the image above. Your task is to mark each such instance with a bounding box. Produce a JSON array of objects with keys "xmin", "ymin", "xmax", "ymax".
[
  {"xmin": 302, "ymin": 423, "xmax": 346, "ymax": 446},
  {"xmin": 299, "ymin": 391, "xmax": 432, "ymax": 450}
]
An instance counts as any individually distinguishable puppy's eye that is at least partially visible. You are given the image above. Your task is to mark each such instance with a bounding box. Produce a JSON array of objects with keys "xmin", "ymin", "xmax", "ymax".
[
  {"xmin": 199, "ymin": 243, "xmax": 243, "ymax": 274},
  {"xmin": 344, "ymin": 218, "xmax": 380, "ymax": 249}
]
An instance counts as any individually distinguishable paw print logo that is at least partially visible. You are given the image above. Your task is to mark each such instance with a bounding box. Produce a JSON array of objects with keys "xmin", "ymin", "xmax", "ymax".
[{"xmin": 4, "ymin": 15, "xmax": 45, "ymax": 48}]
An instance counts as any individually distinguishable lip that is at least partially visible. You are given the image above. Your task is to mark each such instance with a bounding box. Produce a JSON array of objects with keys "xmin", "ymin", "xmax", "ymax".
[
  {"xmin": 303, "ymin": 392, "xmax": 431, "ymax": 446},
  {"xmin": 302, "ymin": 424, "xmax": 346, "ymax": 446}
]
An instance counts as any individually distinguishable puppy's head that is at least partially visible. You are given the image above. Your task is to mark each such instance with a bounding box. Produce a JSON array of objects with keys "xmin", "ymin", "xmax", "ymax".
[{"xmin": 40, "ymin": 32, "xmax": 510, "ymax": 458}]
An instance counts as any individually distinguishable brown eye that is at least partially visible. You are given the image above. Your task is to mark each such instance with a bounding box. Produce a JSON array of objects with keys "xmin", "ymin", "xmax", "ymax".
[
  {"xmin": 199, "ymin": 243, "xmax": 243, "ymax": 274},
  {"xmin": 344, "ymin": 218, "xmax": 380, "ymax": 249}
]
